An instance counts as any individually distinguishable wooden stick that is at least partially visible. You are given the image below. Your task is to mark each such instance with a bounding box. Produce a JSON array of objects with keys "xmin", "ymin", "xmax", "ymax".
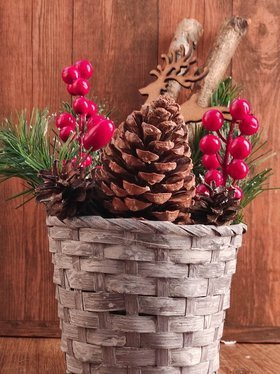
[
  {"xmin": 166, "ymin": 18, "xmax": 203, "ymax": 100},
  {"xmin": 198, "ymin": 16, "xmax": 250, "ymax": 107}
]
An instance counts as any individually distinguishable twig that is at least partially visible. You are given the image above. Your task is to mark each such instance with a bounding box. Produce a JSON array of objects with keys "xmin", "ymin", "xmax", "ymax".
[
  {"xmin": 166, "ymin": 18, "xmax": 203, "ymax": 99},
  {"xmin": 198, "ymin": 16, "xmax": 250, "ymax": 107}
]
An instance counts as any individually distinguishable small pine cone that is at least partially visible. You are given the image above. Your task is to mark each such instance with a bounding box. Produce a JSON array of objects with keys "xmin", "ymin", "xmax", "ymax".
[
  {"xmin": 189, "ymin": 183, "xmax": 241, "ymax": 225},
  {"xmin": 35, "ymin": 160, "xmax": 98, "ymax": 220},
  {"xmin": 95, "ymin": 95, "xmax": 196, "ymax": 223}
]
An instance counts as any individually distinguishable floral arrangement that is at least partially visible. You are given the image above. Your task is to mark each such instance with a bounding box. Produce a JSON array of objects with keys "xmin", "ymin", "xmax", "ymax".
[{"xmin": 0, "ymin": 59, "xmax": 275, "ymax": 225}]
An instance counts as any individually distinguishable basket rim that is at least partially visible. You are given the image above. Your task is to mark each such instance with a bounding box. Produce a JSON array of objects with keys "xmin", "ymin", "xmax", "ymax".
[{"xmin": 47, "ymin": 215, "xmax": 247, "ymax": 237}]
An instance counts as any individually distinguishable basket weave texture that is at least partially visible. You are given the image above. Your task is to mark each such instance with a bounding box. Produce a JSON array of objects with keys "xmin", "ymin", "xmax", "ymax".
[{"xmin": 47, "ymin": 216, "xmax": 246, "ymax": 374}]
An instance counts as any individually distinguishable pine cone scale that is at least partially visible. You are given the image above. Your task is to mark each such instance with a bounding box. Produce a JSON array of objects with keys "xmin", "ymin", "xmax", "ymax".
[
  {"xmin": 189, "ymin": 183, "xmax": 241, "ymax": 226},
  {"xmin": 35, "ymin": 161, "xmax": 99, "ymax": 220}
]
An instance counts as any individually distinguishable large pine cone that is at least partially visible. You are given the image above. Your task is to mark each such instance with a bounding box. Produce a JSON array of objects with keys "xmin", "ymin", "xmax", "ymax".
[
  {"xmin": 189, "ymin": 183, "xmax": 241, "ymax": 225},
  {"xmin": 35, "ymin": 160, "xmax": 98, "ymax": 220},
  {"xmin": 95, "ymin": 95, "xmax": 196, "ymax": 223}
]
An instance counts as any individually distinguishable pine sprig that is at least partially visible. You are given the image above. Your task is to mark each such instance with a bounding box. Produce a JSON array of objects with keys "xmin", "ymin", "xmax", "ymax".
[
  {"xmin": 190, "ymin": 123, "xmax": 207, "ymax": 179},
  {"xmin": 210, "ymin": 77, "xmax": 242, "ymax": 107},
  {"xmin": 0, "ymin": 109, "xmax": 78, "ymax": 202}
]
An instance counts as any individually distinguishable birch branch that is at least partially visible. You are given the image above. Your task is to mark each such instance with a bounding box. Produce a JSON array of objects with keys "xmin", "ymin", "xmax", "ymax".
[
  {"xmin": 198, "ymin": 16, "xmax": 250, "ymax": 107},
  {"xmin": 166, "ymin": 18, "xmax": 203, "ymax": 100}
]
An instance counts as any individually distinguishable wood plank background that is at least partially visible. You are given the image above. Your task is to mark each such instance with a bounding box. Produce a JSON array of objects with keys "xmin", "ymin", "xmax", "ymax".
[{"xmin": 0, "ymin": 0, "xmax": 279, "ymax": 340}]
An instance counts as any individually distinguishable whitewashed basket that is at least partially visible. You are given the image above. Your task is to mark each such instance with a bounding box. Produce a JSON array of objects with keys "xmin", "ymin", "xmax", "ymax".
[{"xmin": 47, "ymin": 216, "xmax": 246, "ymax": 374}]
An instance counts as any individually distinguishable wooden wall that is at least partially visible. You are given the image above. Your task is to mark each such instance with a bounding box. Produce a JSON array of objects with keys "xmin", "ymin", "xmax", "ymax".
[{"xmin": 0, "ymin": 0, "xmax": 279, "ymax": 341}]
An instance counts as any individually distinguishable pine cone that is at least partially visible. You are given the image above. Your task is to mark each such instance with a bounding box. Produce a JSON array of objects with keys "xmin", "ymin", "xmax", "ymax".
[
  {"xmin": 189, "ymin": 183, "xmax": 241, "ymax": 225},
  {"xmin": 95, "ymin": 95, "xmax": 196, "ymax": 223},
  {"xmin": 35, "ymin": 160, "xmax": 98, "ymax": 220}
]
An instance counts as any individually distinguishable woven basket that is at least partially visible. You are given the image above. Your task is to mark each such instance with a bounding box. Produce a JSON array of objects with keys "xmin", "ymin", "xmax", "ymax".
[{"xmin": 47, "ymin": 216, "xmax": 246, "ymax": 374}]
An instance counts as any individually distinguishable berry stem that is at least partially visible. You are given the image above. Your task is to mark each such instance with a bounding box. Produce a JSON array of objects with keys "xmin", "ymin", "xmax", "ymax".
[
  {"xmin": 216, "ymin": 130, "xmax": 227, "ymax": 143},
  {"xmin": 222, "ymin": 121, "xmax": 235, "ymax": 185},
  {"xmin": 217, "ymin": 153, "xmax": 223, "ymax": 165},
  {"xmin": 79, "ymin": 149, "xmax": 92, "ymax": 166},
  {"xmin": 78, "ymin": 115, "xmax": 85, "ymax": 154}
]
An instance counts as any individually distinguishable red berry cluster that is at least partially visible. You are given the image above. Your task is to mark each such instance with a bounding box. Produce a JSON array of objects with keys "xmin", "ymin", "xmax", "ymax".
[
  {"xmin": 197, "ymin": 98, "xmax": 260, "ymax": 199},
  {"xmin": 56, "ymin": 60, "xmax": 115, "ymax": 167}
]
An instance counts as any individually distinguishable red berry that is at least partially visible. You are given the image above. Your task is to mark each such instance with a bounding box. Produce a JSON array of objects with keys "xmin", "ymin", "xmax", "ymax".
[
  {"xmin": 87, "ymin": 114, "xmax": 105, "ymax": 130},
  {"xmin": 86, "ymin": 100, "xmax": 97, "ymax": 118},
  {"xmin": 73, "ymin": 97, "xmax": 89, "ymax": 115},
  {"xmin": 230, "ymin": 98, "xmax": 251, "ymax": 120},
  {"xmin": 72, "ymin": 153, "xmax": 92, "ymax": 168},
  {"xmin": 69, "ymin": 78, "xmax": 90, "ymax": 96},
  {"xmin": 67, "ymin": 84, "xmax": 76, "ymax": 95},
  {"xmin": 75, "ymin": 60, "xmax": 93, "ymax": 79},
  {"xmin": 56, "ymin": 113, "xmax": 76, "ymax": 129},
  {"xmin": 227, "ymin": 159, "xmax": 249, "ymax": 180},
  {"xmin": 196, "ymin": 184, "xmax": 210, "ymax": 196},
  {"xmin": 202, "ymin": 154, "xmax": 220, "ymax": 169},
  {"xmin": 199, "ymin": 134, "xmax": 221, "ymax": 154},
  {"xmin": 231, "ymin": 186, "xmax": 243, "ymax": 199},
  {"xmin": 61, "ymin": 66, "xmax": 79, "ymax": 84},
  {"xmin": 82, "ymin": 154, "xmax": 93, "ymax": 167},
  {"xmin": 83, "ymin": 119, "xmax": 115, "ymax": 151},
  {"xmin": 202, "ymin": 110, "xmax": 224, "ymax": 131},
  {"xmin": 204, "ymin": 169, "xmax": 224, "ymax": 186},
  {"xmin": 229, "ymin": 136, "xmax": 251, "ymax": 159},
  {"xmin": 239, "ymin": 115, "xmax": 259, "ymax": 135},
  {"xmin": 59, "ymin": 126, "xmax": 75, "ymax": 142}
]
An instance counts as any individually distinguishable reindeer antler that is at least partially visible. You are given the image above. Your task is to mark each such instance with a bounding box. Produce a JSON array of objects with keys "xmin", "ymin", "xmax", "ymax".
[{"xmin": 139, "ymin": 45, "xmax": 207, "ymax": 104}]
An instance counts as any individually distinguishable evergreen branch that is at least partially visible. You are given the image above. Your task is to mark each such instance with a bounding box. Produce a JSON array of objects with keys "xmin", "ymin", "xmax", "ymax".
[
  {"xmin": 0, "ymin": 109, "xmax": 82, "ymax": 203},
  {"xmin": 210, "ymin": 77, "xmax": 242, "ymax": 107}
]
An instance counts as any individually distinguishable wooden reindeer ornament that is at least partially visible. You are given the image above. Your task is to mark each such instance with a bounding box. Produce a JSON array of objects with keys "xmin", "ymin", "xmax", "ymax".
[
  {"xmin": 139, "ymin": 44, "xmax": 231, "ymax": 123},
  {"xmin": 139, "ymin": 45, "xmax": 206, "ymax": 103}
]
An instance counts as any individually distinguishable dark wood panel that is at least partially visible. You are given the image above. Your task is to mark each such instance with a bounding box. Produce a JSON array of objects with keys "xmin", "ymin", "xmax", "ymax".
[
  {"xmin": 73, "ymin": 0, "xmax": 158, "ymax": 124},
  {"xmin": 22, "ymin": 0, "xmax": 73, "ymax": 323},
  {"xmin": 0, "ymin": 0, "xmax": 73, "ymax": 324},
  {"xmin": 228, "ymin": 0, "xmax": 280, "ymax": 327},
  {"xmin": 223, "ymin": 326, "xmax": 280, "ymax": 343},
  {"xmin": 0, "ymin": 0, "xmax": 33, "ymax": 322},
  {"xmin": 0, "ymin": 338, "xmax": 66, "ymax": 373},
  {"xmin": 0, "ymin": 321, "xmax": 60, "ymax": 338}
]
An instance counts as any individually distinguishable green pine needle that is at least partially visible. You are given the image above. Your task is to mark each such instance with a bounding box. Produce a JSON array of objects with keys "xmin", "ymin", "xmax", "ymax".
[
  {"xmin": 210, "ymin": 77, "xmax": 242, "ymax": 107},
  {"xmin": 0, "ymin": 109, "xmax": 79, "ymax": 202}
]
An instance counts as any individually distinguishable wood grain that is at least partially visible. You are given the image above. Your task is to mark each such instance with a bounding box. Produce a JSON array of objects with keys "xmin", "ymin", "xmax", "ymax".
[
  {"xmin": 227, "ymin": 0, "xmax": 280, "ymax": 327},
  {"xmin": 0, "ymin": 0, "xmax": 32, "ymax": 322},
  {"xmin": 0, "ymin": 0, "xmax": 73, "ymax": 328},
  {"xmin": 0, "ymin": 338, "xmax": 65, "ymax": 373},
  {"xmin": 73, "ymin": 0, "xmax": 158, "ymax": 124},
  {"xmin": 223, "ymin": 326, "xmax": 280, "ymax": 343},
  {"xmin": 0, "ymin": 321, "xmax": 60, "ymax": 338},
  {"xmin": 23, "ymin": 0, "xmax": 73, "ymax": 323},
  {"xmin": 1, "ymin": 338, "xmax": 280, "ymax": 374}
]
